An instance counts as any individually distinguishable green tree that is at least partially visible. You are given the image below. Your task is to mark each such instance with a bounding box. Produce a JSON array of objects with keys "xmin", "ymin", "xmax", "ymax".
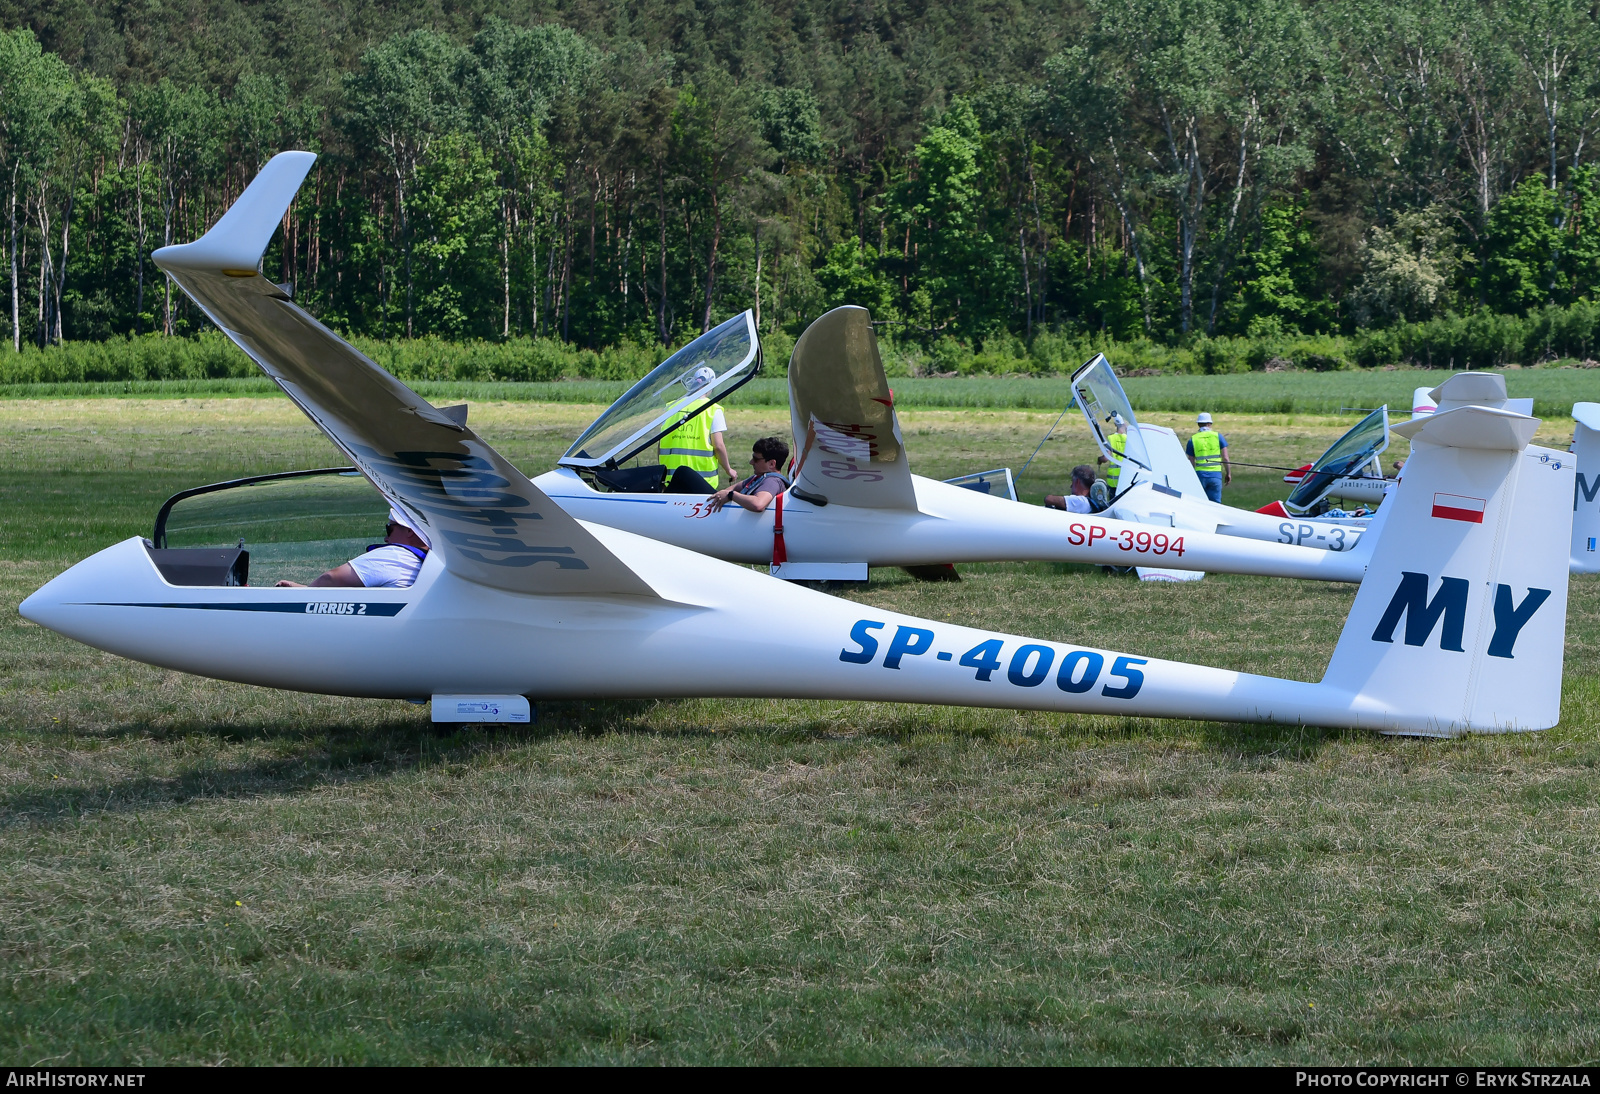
[
  {"xmin": 0, "ymin": 28, "xmax": 74, "ymax": 349},
  {"xmin": 409, "ymin": 132, "xmax": 503, "ymax": 338},
  {"xmin": 35, "ymin": 70, "xmax": 118, "ymax": 346},
  {"xmin": 465, "ymin": 17, "xmax": 598, "ymax": 338},
  {"xmin": 672, "ymin": 73, "xmax": 768, "ymax": 333},
  {"xmin": 1046, "ymin": 0, "xmax": 1313, "ymax": 335},
  {"xmin": 1562, "ymin": 166, "xmax": 1600, "ymax": 298},
  {"xmin": 1223, "ymin": 194, "xmax": 1333, "ymax": 335},
  {"xmin": 1351, "ymin": 205, "xmax": 1463, "ymax": 325},
  {"xmin": 133, "ymin": 78, "xmax": 220, "ymax": 335},
  {"xmin": 1480, "ymin": 176, "xmax": 1561, "ymax": 312},
  {"xmin": 1504, "ymin": 0, "xmax": 1600, "ymax": 193},
  {"xmin": 343, "ymin": 30, "xmax": 466, "ymax": 336},
  {"xmin": 814, "ymin": 238, "xmax": 897, "ymax": 319},
  {"xmin": 889, "ymin": 100, "xmax": 1010, "ymax": 339}
]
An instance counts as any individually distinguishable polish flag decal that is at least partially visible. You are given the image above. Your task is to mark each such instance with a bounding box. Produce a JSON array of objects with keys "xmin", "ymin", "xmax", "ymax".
[{"xmin": 1432, "ymin": 492, "xmax": 1487, "ymax": 523}]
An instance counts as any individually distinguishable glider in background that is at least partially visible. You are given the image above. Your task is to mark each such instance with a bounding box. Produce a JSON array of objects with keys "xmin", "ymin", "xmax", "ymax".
[{"xmin": 537, "ymin": 305, "xmax": 1385, "ymax": 583}]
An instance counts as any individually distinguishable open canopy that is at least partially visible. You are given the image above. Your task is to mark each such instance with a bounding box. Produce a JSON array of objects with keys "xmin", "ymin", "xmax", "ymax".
[
  {"xmin": 1284, "ymin": 405, "xmax": 1390, "ymax": 514},
  {"xmin": 561, "ymin": 312, "xmax": 761, "ymax": 471},
  {"xmin": 1070, "ymin": 354, "xmax": 1153, "ymax": 480}
]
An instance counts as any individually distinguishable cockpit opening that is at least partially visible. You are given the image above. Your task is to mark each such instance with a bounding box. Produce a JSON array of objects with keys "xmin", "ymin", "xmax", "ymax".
[{"xmin": 147, "ymin": 467, "xmax": 394, "ymax": 586}]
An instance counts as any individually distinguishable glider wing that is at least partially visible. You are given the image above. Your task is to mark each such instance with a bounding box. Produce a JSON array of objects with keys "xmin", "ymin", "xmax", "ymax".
[
  {"xmin": 152, "ymin": 151, "xmax": 657, "ymax": 599},
  {"xmin": 787, "ymin": 306, "xmax": 918, "ymax": 510}
]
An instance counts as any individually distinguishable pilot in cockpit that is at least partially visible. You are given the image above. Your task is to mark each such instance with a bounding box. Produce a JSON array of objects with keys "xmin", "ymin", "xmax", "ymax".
[
  {"xmin": 1045, "ymin": 465, "xmax": 1099, "ymax": 514},
  {"xmin": 276, "ymin": 507, "xmax": 431, "ymax": 589}
]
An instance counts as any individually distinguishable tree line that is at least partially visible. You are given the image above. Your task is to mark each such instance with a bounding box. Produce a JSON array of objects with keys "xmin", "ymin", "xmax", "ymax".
[{"xmin": 4, "ymin": 0, "xmax": 1600, "ymax": 362}]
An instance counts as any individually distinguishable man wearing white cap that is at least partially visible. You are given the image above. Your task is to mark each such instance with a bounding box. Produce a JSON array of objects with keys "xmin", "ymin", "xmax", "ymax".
[
  {"xmin": 1186, "ymin": 412, "xmax": 1231, "ymax": 502},
  {"xmin": 275, "ymin": 507, "xmax": 431, "ymax": 589},
  {"xmin": 659, "ymin": 364, "xmax": 735, "ymax": 494}
]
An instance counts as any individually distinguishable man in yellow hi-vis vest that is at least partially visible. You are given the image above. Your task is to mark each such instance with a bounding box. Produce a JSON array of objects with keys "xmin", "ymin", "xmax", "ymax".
[
  {"xmin": 1186, "ymin": 411, "xmax": 1231, "ymax": 502},
  {"xmin": 1098, "ymin": 414, "xmax": 1129, "ymax": 491},
  {"xmin": 660, "ymin": 366, "xmax": 735, "ymax": 493}
]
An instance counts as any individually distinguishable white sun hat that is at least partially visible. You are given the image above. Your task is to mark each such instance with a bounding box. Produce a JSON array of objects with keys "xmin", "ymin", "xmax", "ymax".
[
  {"xmin": 387, "ymin": 506, "xmax": 432, "ymax": 548},
  {"xmin": 1196, "ymin": 412, "xmax": 1213, "ymax": 424}
]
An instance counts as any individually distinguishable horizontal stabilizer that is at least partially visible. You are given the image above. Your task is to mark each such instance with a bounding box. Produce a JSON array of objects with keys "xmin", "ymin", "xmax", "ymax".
[
  {"xmin": 1428, "ymin": 371, "xmax": 1507, "ymax": 413},
  {"xmin": 1392, "ymin": 403, "xmax": 1538, "ymax": 450},
  {"xmin": 153, "ymin": 152, "xmax": 657, "ymax": 599}
]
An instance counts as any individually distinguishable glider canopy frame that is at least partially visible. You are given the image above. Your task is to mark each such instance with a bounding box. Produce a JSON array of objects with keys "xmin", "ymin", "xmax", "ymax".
[{"xmin": 560, "ymin": 311, "xmax": 762, "ymax": 472}]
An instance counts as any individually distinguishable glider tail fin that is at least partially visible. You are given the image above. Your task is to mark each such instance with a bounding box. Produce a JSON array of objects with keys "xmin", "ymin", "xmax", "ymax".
[
  {"xmin": 1320, "ymin": 405, "xmax": 1572, "ymax": 734},
  {"xmin": 1572, "ymin": 402, "xmax": 1600, "ymax": 574}
]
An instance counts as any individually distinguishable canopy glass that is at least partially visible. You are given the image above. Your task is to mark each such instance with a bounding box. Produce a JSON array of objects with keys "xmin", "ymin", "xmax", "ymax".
[
  {"xmin": 1070, "ymin": 354, "xmax": 1153, "ymax": 481},
  {"xmin": 1284, "ymin": 406, "xmax": 1390, "ymax": 514},
  {"xmin": 561, "ymin": 311, "xmax": 761, "ymax": 470},
  {"xmin": 156, "ymin": 468, "xmax": 390, "ymax": 585}
]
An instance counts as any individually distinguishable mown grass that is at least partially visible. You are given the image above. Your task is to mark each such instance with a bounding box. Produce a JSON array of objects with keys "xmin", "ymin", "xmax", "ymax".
[
  {"xmin": 1, "ymin": 398, "xmax": 1598, "ymax": 1064},
  {"xmin": 4, "ymin": 366, "xmax": 1597, "ymax": 418}
]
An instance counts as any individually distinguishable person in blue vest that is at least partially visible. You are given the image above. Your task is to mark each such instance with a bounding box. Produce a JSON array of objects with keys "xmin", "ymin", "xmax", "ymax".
[
  {"xmin": 660, "ymin": 366, "xmax": 736, "ymax": 494},
  {"xmin": 275, "ymin": 507, "xmax": 430, "ymax": 588},
  {"xmin": 1186, "ymin": 412, "xmax": 1231, "ymax": 502}
]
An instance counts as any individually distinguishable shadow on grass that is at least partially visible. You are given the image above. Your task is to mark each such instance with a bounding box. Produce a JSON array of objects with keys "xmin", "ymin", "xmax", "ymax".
[
  {"xmin": 0, "ymin": 690, "xmax": 1434, "ymax": 829},
  {"xmin": 0, "ymin": 698, "xmax": 689, "ymax": 827},
  {"xmin": 1194, "ymin": 719, "xmax": 1357, "ymax": 760}
]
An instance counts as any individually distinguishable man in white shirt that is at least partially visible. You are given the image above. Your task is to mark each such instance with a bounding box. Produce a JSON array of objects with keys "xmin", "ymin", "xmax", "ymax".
[
  {"xmin": 276, "ymin": 507, "xmax": 431, "ymax": 589},
  {"xmin": 1044, "ymin": 465, "xmax": 1097, "ymax": 514}
]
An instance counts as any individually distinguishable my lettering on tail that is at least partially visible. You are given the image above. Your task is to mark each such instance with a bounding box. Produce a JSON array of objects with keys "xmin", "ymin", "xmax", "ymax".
[
  {"xmin": 1372, "ymin": 572, "xmax": 1468, "ymax": 651},
  {"xmin": 1371, "ymin": 572, "xmax": 1549, "ymax": 658},
  {"xmin": 1488, "ymin": 586, "xmax": 1551, "ymax": 658},
  {"xmin": 1577, "ymin": 472, "xmax": 1600, "ymax": 510}
]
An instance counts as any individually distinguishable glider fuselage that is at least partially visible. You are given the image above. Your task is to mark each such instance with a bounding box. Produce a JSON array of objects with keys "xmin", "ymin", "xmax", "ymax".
[
  {"xmin": 534, "ymin": 467, "xmax": 1370, "ymax": 580},
  {"xmin": 9, "ymin": 529, "xmax": 1484, "ymax": 735}
]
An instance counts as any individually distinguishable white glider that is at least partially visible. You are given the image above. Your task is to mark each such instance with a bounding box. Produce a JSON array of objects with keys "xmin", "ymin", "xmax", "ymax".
[
  {"xmin": 537, "ymin": 305, "xmax": 1377, "ymax": 583},
  {"xmin": 1067, "ymin": 354, "xmax": 1385, "ymax": 584},
  {"xmin": 1077, "ymin": 359, "xmax": 1589, "ymax": 583},
  {"xmin": 18, "ymin": 152, "xmax": 1576, "ymax": 735}
]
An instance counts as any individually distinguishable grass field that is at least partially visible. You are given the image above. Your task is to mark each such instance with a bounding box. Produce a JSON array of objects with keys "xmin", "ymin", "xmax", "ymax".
[
  {"xmin": 3, "ymin": 365, "xmax": 1598, "ymax": 418},
  {"xmin": 2, "ymin": 396, "xmax": 1600, "ymax": 1064}
]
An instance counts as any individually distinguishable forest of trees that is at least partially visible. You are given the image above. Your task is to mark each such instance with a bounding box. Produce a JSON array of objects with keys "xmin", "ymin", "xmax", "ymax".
[{"xmin": 5, "ymin": 0, "xmax": 1600, "ymax": 367}]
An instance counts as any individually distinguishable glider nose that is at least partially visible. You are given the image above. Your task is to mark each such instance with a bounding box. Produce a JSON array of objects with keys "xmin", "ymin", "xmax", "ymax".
[
  {"xmin": 17, "ymin": 537, "xmax": 156, "ymax": 644},
  {"xmin": 19, "ymin": 568, "xmax": 73, "ymax": 633}
]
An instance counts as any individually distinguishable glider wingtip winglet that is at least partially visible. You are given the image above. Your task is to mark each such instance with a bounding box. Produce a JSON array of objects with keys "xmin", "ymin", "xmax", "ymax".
[
  {"xmin": 153, "ymin": 150, "xmax": 317, "ymax": 274},
  {"xmin": 1572, "ymin": 401, "xmax": 1600, "ymax": 432}
]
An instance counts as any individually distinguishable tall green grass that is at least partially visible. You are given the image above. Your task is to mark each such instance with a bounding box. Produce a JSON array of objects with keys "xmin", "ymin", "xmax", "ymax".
[
  {"xmin": 0, "ymin": 331, "xmax": 673, "ymax": 386},
  {"xmin": 5, "ymin": 369, "xmax": 1593, "ymax": 418},
  {"xmin": 10, "ymin": 301, "xmax": 1600, "ymax": 390}
]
